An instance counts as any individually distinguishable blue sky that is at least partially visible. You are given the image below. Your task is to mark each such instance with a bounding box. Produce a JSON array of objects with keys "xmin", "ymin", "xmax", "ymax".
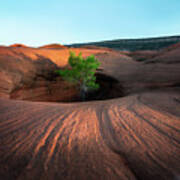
[{"xmin": 1, "ymin": 0, "xmax": 180, "ymax": 46}]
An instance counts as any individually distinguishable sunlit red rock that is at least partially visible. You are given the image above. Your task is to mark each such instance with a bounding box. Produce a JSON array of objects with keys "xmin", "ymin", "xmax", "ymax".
[
  {"xmin": 39, "ymin": 43, "xmax": 67, "ymax": 49},
  {"xmin": 0, "ymin": 43, "xmax": 179, "ymax": 180},
  {"xmin": 10, "ymin": 43, "xmax": 29, "ymax": 48}
]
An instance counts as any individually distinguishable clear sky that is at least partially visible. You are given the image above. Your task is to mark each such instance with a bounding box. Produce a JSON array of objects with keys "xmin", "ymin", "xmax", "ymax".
[{"xmin": 1, "ymin": 0, "xmax": 180, "ymax": 46}]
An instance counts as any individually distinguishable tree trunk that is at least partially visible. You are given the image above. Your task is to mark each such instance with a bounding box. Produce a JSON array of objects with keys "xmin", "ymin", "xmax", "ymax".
[
  {"xmin": 80, "ymin": 84, "xmax": 87, "ymax": 101},
  {"xmin": 80, "ymin": 89, "xmax": 86, "ymax": 101}
]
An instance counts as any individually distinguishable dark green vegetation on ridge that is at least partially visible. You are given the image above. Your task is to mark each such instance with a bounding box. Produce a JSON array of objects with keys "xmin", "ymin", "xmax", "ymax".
[{"xmin": 68, "ymin": 35, "xmax": 180, "ymax": 51}]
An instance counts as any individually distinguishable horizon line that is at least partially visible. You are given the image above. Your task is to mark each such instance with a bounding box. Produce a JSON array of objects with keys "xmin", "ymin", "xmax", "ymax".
[{"xmin": 1, "ymin": 34, "xmax": 180, "ymax": 47}]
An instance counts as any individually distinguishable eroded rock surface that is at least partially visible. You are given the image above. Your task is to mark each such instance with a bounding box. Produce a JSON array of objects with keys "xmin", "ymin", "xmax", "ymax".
[{"xmin": 0, "ymin": 44, "xmax": 180, "ymax": 179}]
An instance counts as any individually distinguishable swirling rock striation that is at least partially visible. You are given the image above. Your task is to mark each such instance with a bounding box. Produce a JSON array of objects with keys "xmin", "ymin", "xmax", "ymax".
[{"xmin": 0, "ymin": 43, "xmax": 180, "ymax": 179}]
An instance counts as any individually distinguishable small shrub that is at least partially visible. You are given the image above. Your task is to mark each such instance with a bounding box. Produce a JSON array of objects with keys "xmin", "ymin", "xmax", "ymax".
[{"xmin": 56, "ymin": 51, "xmax": 101, "ymax": 100}]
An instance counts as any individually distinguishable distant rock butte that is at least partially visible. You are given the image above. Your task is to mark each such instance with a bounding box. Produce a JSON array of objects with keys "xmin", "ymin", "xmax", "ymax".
[
  {"xmin": 39, "ymin": 43, "xmax": 67, "ymax": 49},
  {"xmin": 10, "ymin": 43, "xmax": 29, "ymax": 48}
]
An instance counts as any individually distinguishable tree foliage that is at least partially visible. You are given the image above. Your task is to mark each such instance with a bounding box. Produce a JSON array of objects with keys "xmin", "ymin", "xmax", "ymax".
[{"xmin": 56, "ymin": 51, "xmax": 101, "ymax": 99}]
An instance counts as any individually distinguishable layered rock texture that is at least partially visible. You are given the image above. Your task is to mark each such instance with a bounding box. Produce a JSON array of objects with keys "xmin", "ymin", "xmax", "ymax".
[{"xmin": 0, "ymin": 40, "xmax": 180, "ymax": 179}]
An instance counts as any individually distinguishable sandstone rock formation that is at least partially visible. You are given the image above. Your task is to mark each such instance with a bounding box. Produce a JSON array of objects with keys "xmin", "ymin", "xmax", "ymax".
[
  {"xmin": 39, "ymin": 43, "xmax": 67, "ymax": 49},
  {"xmin": 10, "ymin": 44, "xmax": 29, "ymax": 48},
  {"xmin": 0, "ymin": 43, "xmax": 179, "ymax": 179}
]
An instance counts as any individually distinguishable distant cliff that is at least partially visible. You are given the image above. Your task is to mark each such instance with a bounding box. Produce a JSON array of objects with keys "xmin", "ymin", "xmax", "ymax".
[{"xmin": 68, "ymin": 35, "xmax": 180, "ymax": 51}]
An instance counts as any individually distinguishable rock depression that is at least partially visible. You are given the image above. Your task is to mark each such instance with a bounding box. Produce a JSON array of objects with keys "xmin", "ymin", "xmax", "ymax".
[{"xmin": 0, "ymin": 44, "xmax": 180, "ymax": 179}]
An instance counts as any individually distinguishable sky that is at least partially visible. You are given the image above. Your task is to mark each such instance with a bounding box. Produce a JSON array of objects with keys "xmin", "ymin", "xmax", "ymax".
[{"xmin": 1, "ymin": 0, "xmax": 180, "ymax": 46}]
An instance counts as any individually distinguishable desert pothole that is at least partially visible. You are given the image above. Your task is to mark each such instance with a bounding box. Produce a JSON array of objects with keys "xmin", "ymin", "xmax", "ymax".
[{"xmin": 10, "ymin": 73, "xmax": 125, "ymax": 103}]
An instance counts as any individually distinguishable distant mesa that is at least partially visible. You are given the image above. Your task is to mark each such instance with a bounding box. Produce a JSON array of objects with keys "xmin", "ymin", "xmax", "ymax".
[
  {"xmin": 10, "ymin": 43, "xmax": 29, "ymax": 48},
  {"xmin": 68, "ymin": 35, "xmax": 180, "ymax": 51},
  {"xmin": 39, "ymin": 43, "xmax": 67, "ymax": 49}
]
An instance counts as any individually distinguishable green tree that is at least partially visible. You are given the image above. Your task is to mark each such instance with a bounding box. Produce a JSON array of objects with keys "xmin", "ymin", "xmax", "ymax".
[{"xmin": 56, "ymin": 51, "xmax": 101, "ymax": 100}]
